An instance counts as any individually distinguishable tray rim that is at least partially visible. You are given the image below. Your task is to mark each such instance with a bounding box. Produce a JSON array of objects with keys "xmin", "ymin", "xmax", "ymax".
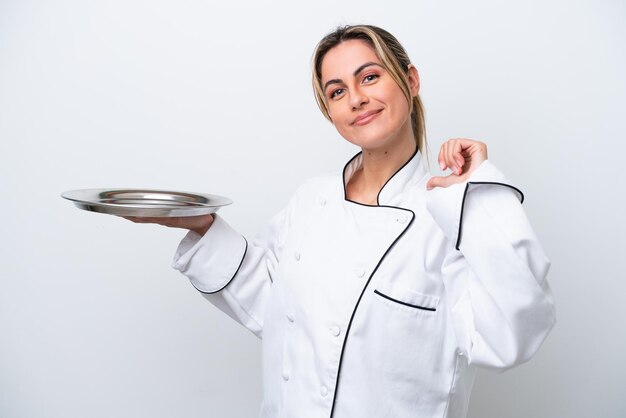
[{"xmin": 61, "ymin": 188, "xmax": 233, "ymax": 217}]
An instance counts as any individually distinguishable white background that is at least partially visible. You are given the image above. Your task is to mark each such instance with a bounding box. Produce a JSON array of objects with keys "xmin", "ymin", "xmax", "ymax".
[{"xmin": 1, "ymin": 0, "xmax": 624, "ymax": 417}]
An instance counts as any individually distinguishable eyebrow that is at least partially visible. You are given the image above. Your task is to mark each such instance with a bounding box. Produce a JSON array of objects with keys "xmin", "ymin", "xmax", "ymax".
[{"xmin": 323, "ymin": 62, "xmax": 384, "ymax": 91}]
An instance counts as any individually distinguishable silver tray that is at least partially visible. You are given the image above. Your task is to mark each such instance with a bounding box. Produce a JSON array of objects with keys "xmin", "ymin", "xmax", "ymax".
[{"xmin": 61, "ymin": 188, "xmax": 232, "ymax": 217}]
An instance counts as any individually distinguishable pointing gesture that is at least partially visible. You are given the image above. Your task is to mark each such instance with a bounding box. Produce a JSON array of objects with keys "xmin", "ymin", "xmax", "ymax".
[{"xmin": 426, "ymin": 138, "xmax": 488, "ymax": 190}]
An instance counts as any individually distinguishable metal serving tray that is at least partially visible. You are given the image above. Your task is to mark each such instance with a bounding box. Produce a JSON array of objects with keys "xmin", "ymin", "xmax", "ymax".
[{"xmin": 61, "ymin": 188, "xmax": 232, "ymax": 217}]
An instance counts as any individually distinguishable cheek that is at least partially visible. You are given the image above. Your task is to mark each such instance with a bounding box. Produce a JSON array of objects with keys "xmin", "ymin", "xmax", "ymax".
[
  {"xmin": 327, "ymin": 103, "xmax": 339, "ymax": 119},
  {"xmin": 328, "ymin": 112, "xmax": 357, "ymax": 142},
  {"xmin": 383, "ymin": 82, "xmax": 410, "ymax": 114},
  {"xmin": 332, "ymin": 121, "xmax": 350, "ymax": 138},
  {"xmin": 327, "ymin": 107, "xmax": 346, "ymax": 127},
  {"xmin": 388, "ymin": 96, "xmax": 410, "ymax": 124}
]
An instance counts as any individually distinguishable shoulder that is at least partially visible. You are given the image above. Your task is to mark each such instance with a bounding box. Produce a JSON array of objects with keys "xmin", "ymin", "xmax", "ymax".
[
  {"xmin": 278, "ymin": 170, "xmax": 341, "ymax": 216},
  {"xmin": 292, "ymin": 170, "xmax": 343, "ymax": 199}
]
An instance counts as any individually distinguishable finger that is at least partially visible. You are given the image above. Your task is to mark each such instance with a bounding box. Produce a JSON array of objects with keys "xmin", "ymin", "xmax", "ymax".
[
  {"xmin": 441, "ymin": 140, "xmax": 454, "ymax": 171},
  {"xmin": 438, "ymin": 143, "xmax": 446, "ymax": 170},
  {"xmin": 426, "ymin": 176, "xmax": 437, "ymax": 190},
  {"xmin": 453, "ymin": 140, "xmax": 466, "ymax": 173},
  {"xmin": 444, "ymin": 140, "xmax": 456, "ymax": 173},
  {"xmin": 456, "ymin": 137, "xmax": 481, "ymax": 151},
  {"xmin": 427, "ymin": 174, "xmax": 457, "ymax": 190},
  {"xmin": 457, "ymin": 138, "xmax": 487, "ymax": 160},
  {"xmin": 121, "ymin": 216, "xmax": 169, "ymax": 226},
  {"xmin": 121, "ymin": 216, "xmax": 143, "ymax": 223},
  {"xmin": 462, "ymin": 140, "xmax": 488, "ymax": 172},
  {"xmin": 446, "ymin": 140, "xmax": 461, "ymax": 175}
]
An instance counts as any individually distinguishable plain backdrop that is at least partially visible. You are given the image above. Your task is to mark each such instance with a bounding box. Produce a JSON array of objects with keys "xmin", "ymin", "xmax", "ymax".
[{"xmin": 1, "ymin": 0, "xmax": 624, "ymax": 417}]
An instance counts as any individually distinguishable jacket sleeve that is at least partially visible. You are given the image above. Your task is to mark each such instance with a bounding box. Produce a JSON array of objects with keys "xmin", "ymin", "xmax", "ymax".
[
  {"xmin": 171, "ymin": 202, "xmax": 292, "ymax": 339},
  {"xmin": 426, "ymin": 160, "xmax": 556, "ymax": 371}
]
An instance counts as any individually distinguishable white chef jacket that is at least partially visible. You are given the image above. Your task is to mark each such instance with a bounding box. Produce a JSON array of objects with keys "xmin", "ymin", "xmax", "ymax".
[{"xmin": 172, "ymin": 150, "xmax": 556, "ymax": 418}]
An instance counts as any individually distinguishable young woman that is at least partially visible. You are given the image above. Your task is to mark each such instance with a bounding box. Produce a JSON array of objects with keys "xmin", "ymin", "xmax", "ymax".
[{"xmin": 128, "ymin": 25, "xmax": 555, "ymax": 418}]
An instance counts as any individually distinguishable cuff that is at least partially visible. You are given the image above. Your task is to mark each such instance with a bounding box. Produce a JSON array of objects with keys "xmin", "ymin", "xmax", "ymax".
[
  {"xmin": 172, "ymin": 214, "xmax": 248, "ymax": 293},
  {"xmin": 426, "ymin": 160, "xmax": 524, "ymax": 250}
]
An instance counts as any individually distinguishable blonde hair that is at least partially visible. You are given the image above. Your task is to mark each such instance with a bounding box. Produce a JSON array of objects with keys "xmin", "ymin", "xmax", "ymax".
[{"xmin": 312, "ymin": 25, "xmax": 427, "ymax": 153}]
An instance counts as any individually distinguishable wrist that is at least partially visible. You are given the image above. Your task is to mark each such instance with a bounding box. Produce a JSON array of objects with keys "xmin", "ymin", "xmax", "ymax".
[{"xmin": 191, "ymin": 214, "xmax": 215, "ymax": 236}]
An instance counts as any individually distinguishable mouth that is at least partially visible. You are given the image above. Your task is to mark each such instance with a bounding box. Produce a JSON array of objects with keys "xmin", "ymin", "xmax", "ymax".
[{"xmin": 352, "ymin": 109, "xmax": 383, "ymax": 126}]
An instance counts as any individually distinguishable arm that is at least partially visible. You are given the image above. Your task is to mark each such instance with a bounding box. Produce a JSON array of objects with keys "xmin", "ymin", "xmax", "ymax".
[
  {"xmin": 123, "ymin": 184, "xmax": 302, "ymax": 338},
  {"xmin": 426, "ymin": 138, "xmax": 555, "ymax": 370},
  {"xmin": 171, "ymin": 207, "xmax": 290, "ymax": 339},
  {"xmin": 427, "ymin": 160, "xmax": 556, "ymax": 370}
]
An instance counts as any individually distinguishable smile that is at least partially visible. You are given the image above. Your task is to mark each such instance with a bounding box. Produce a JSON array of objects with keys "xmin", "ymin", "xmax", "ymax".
[{"xmin": 352, "ymin": 109, "xmax": 383, "ymax": 126}]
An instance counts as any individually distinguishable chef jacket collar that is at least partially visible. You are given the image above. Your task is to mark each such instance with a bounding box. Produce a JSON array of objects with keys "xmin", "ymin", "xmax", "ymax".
[{"xmin": 343, "ymin": 148, "xmax": 428, "ymax": 206}]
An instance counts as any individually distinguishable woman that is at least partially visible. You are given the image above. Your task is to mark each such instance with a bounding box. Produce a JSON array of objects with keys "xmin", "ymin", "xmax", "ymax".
[{"xmin": 128, "ymin": 25, "xmax": 555, "ymax": 418}]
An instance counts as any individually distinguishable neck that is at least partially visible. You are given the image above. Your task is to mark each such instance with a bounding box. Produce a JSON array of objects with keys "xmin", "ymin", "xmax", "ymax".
[
  {"xmin": 359, "ymin": 138, "xmax": 416, "ymax": 191},
  {"xmin": 346, "ymin": 132, "xmax": 417, "ymax": 205}
]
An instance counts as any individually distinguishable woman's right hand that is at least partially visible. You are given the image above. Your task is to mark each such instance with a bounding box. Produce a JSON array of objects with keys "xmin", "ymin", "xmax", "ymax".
[{"xmin": 122, "ymin": 214, "xmax": 215, "ymax": 236}]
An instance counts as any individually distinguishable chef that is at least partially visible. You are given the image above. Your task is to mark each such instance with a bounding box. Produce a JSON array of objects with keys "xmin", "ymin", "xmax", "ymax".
[{"xmin": 127, "ymin": 24, "xmax": 556, "ymax": 418}]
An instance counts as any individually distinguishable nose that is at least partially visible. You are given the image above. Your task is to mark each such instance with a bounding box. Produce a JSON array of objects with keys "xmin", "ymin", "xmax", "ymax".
[{"xmin": 350, "ymin": 86, "xmax": 368, "ymax": 110}]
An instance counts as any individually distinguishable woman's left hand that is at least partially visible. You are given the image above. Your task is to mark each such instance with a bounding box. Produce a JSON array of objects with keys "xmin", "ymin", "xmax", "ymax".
[{"xmin": 426, "ymin": 138, "xmax": 488, "ymax": 190}]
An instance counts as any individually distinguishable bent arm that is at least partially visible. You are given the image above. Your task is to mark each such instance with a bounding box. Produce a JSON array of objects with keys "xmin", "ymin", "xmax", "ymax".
[{"xmin": 427, "ymin": 160, "xmax": 556, "ymax": 370}]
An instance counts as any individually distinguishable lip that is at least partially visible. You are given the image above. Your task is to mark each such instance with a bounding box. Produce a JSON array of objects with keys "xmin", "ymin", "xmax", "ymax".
[{"xmin": 352, "ymin": 109, "xmax": 383, "ymax": 126}]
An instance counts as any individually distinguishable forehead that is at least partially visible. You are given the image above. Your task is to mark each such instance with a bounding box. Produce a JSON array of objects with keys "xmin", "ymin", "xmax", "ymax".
[{"xmin": 320, "ymin": 39, "xmax": 381, "ymax": 83}]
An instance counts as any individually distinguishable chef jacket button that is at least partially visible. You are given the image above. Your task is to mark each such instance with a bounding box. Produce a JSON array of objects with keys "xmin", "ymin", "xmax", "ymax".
[
  {"xmin": 320, "ymin": 386, "xmax": 328, "ymax": 397},
  {"xmin": 330, "ymin": 326, "xmax": 341, "ymax": 337},
  {"xmin": 294, "ymin": 252, "xmax": 301, "ymax": 261},
  {"xmin": 286, "ymin": 313, "xmax": 295, "ymax": 323},
  {"xmin": 282, "ymin": 371, "xmax": 290, "ymax": 381},
  {"xmin": 396, "ymin": 213, "xmax": 408, "ymax": 224},
  {"xmin": 355, "ymin": 268, "xmax": 365, "ymax": 278},
  {"xmin": 318, "ymin": 197, "xmax": 327, "ymax": 206}
]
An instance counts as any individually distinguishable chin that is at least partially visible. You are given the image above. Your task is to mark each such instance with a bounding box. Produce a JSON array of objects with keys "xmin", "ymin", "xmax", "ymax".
[
  {"xmin": 340, "ymin": 117, "xmax": 408, "ymax": 149},
  {"xmin": 341, "ymin": 129, "xmax": 396, "ymax": 151}
]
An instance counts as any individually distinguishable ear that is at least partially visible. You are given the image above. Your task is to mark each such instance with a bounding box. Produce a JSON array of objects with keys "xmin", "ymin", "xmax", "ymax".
[{"xmin": 407, "ymin": 64, "xmax": 420, "ymax": 96}]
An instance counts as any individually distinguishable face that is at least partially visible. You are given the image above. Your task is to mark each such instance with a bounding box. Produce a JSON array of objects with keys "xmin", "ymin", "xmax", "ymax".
[{"xmin": 320, "ymin": 39, "xmax": 419, "ymax": 151}]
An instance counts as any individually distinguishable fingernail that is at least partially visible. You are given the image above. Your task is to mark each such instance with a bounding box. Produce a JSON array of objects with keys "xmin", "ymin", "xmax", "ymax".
[{"xmin": 438, "ymin": 162, "xmax": 444, "ymax": 170}]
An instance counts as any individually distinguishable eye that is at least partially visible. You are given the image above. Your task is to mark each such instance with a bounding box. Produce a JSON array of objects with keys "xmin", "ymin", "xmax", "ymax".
[
  {"xmin": 362, "ymin": 73, "xmax": 379, "ymax": 84},
  {"xmin": 329, "ymin": 88, "xmax": 345, "ymax": 99}
]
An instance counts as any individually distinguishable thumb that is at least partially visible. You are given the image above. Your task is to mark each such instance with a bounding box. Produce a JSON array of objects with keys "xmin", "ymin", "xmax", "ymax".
[{"xmin": 426, "ymin": 175, "xmax": 458, "ymax": 190}]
